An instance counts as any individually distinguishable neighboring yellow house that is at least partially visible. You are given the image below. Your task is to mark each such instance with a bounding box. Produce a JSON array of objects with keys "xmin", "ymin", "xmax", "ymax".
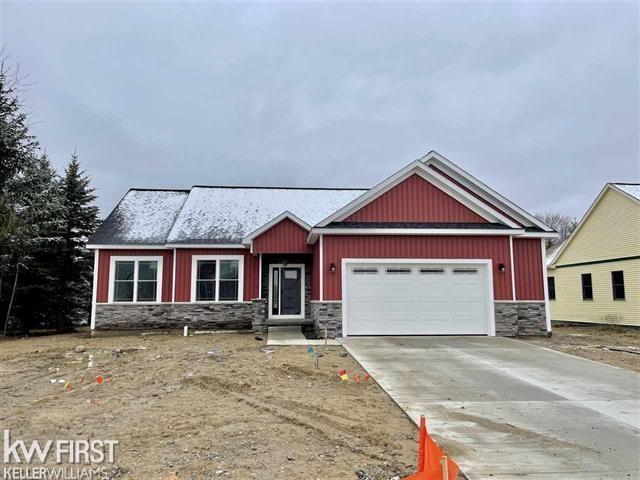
[{"xmin": 547, "ymin": 183, "xmax": 639, "ymax": 327}]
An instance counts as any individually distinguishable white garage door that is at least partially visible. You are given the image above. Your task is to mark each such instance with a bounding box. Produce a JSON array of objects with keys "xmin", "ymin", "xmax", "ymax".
[{"xmin": 344, "ymin": 262, "xmax": 491, "ymax": 336}]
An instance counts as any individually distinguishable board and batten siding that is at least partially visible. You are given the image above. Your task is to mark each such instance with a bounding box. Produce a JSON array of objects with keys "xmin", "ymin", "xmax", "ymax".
[
  {"xmin": 173, "ymin": 248, "xmax": 259, "ymax": 302},
  {"xmin": 513, "ymin": 238, "xmax": 545, "ymax": 300},
  {"xmin": 343, "ymin": 174, "xmax": 488, "ymax": 223},
  {"xmin": 549, "ymin": 187, "xmax": 640, "ymax": 326},
  {"xmin": 251, "ymin": 218, "xmax": 311, "ymax": 254},
  {"xmin": 96, "ymin": 249, "xmax": 174, "ymax": 303},
  {"xmin": 321, "ymin": 235, "xmax": 516, "ymax": 301}
]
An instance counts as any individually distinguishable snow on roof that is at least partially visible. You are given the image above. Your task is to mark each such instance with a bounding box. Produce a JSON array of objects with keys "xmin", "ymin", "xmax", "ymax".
[
  {"xmin": 166, "ymin": 187, "xmax": 366, "ymax": 244},
  {"xmin": 89, "ymin": 189, "xmax": 189, "ymax": 245},
  {"xmin": 613, "ymin": 183, "xmax": 640, "ymax": 201}
]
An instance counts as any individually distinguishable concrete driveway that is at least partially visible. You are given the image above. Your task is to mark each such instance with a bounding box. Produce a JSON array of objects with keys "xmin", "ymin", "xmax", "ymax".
[{"xmin": 341, "ymin": 336, "xmax": 640, "ymax": 479}]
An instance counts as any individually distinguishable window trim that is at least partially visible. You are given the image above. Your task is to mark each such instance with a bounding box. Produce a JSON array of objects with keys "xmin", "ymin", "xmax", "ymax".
[
  {"xmin": 611, "ymin": 270, "xmax": 626, "ymax": 301},
  {"xmin": 581, "ymin": 273, "xmax": 593, "ymax": 301},
  {"xmin": 108, "ymin": 256, "xmax": 163, "ymax": 303},
  {"xmin": 190, "ymin": 255, "xmax": 244, "ymax": 303}
]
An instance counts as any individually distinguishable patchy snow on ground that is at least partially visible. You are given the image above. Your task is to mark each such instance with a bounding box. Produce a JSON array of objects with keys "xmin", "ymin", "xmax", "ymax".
[{"xmin": 166, "ymin": 187, "xmax": 366, "ymax": 244}]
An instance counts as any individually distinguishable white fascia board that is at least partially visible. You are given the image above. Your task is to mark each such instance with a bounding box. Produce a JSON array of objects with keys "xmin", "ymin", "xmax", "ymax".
[
  {"xmin": 314, "ymin": 160, "xmax": 520, "ymax": 228},
  {"xmin": 314, "ymin": 160, "xmax": 423, "ymax": 227},
  {"xmin": 86, "ymin": 244, "xmax": 166, "ymax": 250},
  {"xmin": 518, "ymin": 231, "xmax": 560, "ymax": 239},
  {"xmin": 310, "ymin": 228, "xmax": 525, "ymax": 236},
  {"xmin": 546, "ymin": 184, "xmax": 611, "ymax": 268},
  {"xmin": 242, "ymin": 211, "xmax": 311, "ymax": 244},
  {"xmin": 422, "ymin": 150, "xmax": 554, "ymax": 232},
  {"xmin": 166, "ymin": 243, "xmax": 247, "ymax": 249}
]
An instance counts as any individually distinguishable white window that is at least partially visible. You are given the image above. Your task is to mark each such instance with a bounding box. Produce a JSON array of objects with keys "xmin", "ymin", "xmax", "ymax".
[
  {"xmin": 108, "ymin": 256, "xmax": 163, "ymax": 303},
  {"xmin": 352, "ymin": 267, "xmax": 379, "ymax": 275},
  {"xmin": 386, "ymin": 267, "xmax": 412, "ymax": 274},
  {"xmin": 191, "ymin": 255, "xmax": 244, "ymax": 302},
  {"xmin": 453, "ymin": 267, "xmax": 478, "ymax": 275},
  {"xmin": 420, "ymin": 267, "xmax": 445, "ymax": 274}
]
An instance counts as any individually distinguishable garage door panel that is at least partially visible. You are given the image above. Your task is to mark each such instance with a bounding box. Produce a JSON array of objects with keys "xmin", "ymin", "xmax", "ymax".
[{"xmin": 345, "ymin": 262, "xmax": 490, "ymax": 336}]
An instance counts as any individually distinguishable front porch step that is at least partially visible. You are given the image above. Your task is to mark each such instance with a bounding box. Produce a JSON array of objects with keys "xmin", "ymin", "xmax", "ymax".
[{"xmin": 267, "ymin": 318, "xmax": 313, "ymax": 326}]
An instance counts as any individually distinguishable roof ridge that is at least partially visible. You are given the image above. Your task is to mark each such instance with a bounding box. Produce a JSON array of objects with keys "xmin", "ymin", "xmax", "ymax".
[
  {"xmin": 129, "ymin": 188, "xmax": 190, "ymax": 193},
  {"xmin": 611, "ymin": 182, "xmax": 640, "ymax": 186},
  {"xmin": 190, "ymin": 185, "xmax": 368, "ymax": 191}
]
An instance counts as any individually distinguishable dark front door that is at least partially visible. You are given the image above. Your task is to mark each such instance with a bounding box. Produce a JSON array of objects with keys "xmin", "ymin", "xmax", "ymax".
[
  {"xmin": 271, "ymin": 266, "xmax": 302, "ymax": 317},
  {"xmin": 280, "ymin": 267, "xmax": 302, "ymax": 315}
]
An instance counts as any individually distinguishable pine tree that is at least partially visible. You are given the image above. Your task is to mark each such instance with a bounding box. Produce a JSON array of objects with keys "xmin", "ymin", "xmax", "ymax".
[
  {"xmin": 54, "ymin": 152, "xmax": 99, "ymax": 330},
  {"xmin": 3, "ymin": 153, "xmax": 64, "ymax": 333},
  {"xmin": 0, "ymin": 61, "xmax": 37, "ymax": 314}
]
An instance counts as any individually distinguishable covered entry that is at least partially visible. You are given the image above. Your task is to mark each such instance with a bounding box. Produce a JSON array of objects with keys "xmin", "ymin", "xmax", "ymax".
[
  {"xmin": 343, "ymin": 259, "xmax": 494, "ymax": 336},
  {"xmin": 269, "ymin": 264, "xmax": 305, "ymax": 319}
]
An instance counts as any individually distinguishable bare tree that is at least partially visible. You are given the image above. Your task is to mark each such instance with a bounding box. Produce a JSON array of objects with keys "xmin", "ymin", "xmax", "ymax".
[{"xmin": 535, "ymin": 211, "xmax": 579, "ymax": 249}]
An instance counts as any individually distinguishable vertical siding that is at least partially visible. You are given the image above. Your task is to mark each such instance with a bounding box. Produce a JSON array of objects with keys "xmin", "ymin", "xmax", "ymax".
[
  {"xmin": 252, "ymin": 218, "xmax": 311, "ymax": 254},
  {"xmin": 322, "ymin": 235, "xmax": 513, "ymax": 300},
  {"xmin": 428, "ymin": 165, "xmax": 525, "ymax": 227},
  {"xmin": 174, "ymin": 248, "xmax": 259, "ymax": 302},
  {"xmin": 344, "ymin": 174, "xmax": 487, "ymax": 223},
  {"xmin": 513, "ymin": 238, "xmax": 545, "ymax": 300},
  {"xmin": 96, "ymin": 249, "xmax": 174, "ymax": 303}
]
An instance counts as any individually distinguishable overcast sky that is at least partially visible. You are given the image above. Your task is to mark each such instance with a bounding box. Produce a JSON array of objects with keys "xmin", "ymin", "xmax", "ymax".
[{"xmin": 1, "ymin": 1, "xmax": 638, "ymax": 218}]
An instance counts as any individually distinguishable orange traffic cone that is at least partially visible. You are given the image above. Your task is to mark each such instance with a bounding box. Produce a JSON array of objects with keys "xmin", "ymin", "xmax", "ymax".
[{"xmin": 404, "ymin": 415, "xmax": 459, "ymax": 480}]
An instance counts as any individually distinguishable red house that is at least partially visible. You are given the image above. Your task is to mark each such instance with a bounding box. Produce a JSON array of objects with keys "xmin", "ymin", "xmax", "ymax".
[{"xmin": 88, "ymin": 151, "xmax": 557, "ymax": 337}]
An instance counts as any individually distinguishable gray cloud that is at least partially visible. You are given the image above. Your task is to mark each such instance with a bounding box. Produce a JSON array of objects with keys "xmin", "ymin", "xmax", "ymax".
[{"xmin": 2, "ymin": 1, "xmax": 638, "ymax": 218}]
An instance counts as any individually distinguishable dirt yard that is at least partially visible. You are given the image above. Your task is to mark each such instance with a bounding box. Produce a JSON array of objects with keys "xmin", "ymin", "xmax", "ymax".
[
  {"xmin": 523, "ymin": 324, "xmax": 640, "ymax": 372},
  {"xmin": 0, "ymin": 332, "xmax": 417, "ymax": 480}
]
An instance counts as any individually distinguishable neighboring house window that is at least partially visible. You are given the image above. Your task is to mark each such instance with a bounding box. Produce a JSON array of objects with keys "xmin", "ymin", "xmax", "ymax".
[
  {"xmin": 548, "ymin": 277, "xmax": 556, "ymax": 300},
  {"xmin": 611, "ymin": 270, "xmax": 625, "ymax": 300},
  {"xmin": 109, "ymin": 257, "xmax": 162, "ymax": 303},
  {"xmin": 191, "ymin": 255, "xmax": 243, "ymax": 302},
  {"xmin": 581, "ymin": 273, "xmax": 593, "ymax": 300}
]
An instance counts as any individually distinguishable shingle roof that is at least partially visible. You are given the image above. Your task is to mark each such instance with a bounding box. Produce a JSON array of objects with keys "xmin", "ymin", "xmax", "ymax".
[
  {"xmin": 613, "ymin": 183, "xmax": 640, "ymax": 201},
  {"xmin": 89, "ymin": 189, "xmax": 189, "ymax": 245},
  {"xmin": 166, "ymin": 186, "xmax": 366, "ymax": 244},
  {"xmin": 90, "ymin": 186, "xmax": 367, "ymax": 246}
]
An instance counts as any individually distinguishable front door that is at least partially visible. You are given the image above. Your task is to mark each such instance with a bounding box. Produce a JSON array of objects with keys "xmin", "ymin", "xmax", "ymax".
[{"xmin": 270, "ymin": 265, "xmax": 304, "ymax": 318}]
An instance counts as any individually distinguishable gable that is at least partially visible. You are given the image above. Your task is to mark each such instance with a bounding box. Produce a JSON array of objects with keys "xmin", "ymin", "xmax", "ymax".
[
  {"xmin": 343, "ymin": 174, "xmax": 488, "ymax": 223},
  {"xmin": 555, "ymin": 187, "xmax": 640, "ymax": 266},
  {"xmin": 251, "ymin": 217, "xmax": 311, "ymax": 254}
]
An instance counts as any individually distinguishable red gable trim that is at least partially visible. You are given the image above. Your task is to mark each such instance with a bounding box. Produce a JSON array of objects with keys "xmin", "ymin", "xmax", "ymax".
[
  {"xmin": 252, "ymin": 217, "xmax": 311, "ymax": 254},
  {"xmin": 344, "ymin": 174, "xmax": 487, "ymax": 223}
]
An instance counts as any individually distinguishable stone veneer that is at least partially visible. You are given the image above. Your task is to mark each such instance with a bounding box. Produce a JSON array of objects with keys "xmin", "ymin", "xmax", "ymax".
[
  {"xmin": 94, "ymin": 299, "xmax": 268, "ymax": 332},
  {"xmin": 494, "ymin": 301, "xmax": 548, "ymax": 336},
  {"xmin": 311, "ymin": 301, "xmax": 343, "ymax": 338}
]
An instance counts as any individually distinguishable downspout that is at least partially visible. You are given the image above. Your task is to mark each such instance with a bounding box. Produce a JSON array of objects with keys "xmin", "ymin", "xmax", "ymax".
[{"xmin": 90, "ymin": 249, "xmax": 99, "ymax": 331}]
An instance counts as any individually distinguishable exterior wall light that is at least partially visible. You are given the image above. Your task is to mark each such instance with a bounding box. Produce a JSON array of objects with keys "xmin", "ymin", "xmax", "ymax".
[
  {"xmin": 329, "ymin": 263, "xmax": 337, "ymax": 273},
  {"xmin": 498, "ymin": 263, "xmax": 506, "ymax": 273}
]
